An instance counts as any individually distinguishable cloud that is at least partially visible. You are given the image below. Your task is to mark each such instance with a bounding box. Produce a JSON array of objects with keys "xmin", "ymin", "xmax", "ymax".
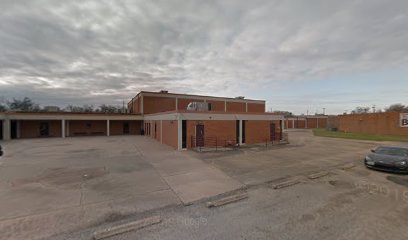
[{"xmin": 0, "ymin": 0, "xmax": 408, "ymax": 111}]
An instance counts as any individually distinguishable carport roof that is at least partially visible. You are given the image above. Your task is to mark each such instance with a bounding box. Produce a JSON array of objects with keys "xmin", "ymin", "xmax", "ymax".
[
  {"xmin": 144, "ymin": 110, "xmax": 285, "ymax": 121},
  {"xmin": 0, "ymin": 112, "xmax": 143, "ymax": 120}
]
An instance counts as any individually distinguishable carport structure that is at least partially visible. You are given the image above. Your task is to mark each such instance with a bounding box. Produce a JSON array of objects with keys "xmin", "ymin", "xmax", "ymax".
[
  {"xmin": 0, "ymin": 112, "xmax": 143, "ymax": 140},
  {"xmin": 285, "ymin": 115, "xmax": 328, "ymax": 129}
]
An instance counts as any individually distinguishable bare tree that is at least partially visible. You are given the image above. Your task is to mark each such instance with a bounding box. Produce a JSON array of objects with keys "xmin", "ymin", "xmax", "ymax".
[
  {"xmin": 98, "ymin": 104, "xmax": 122, "ymax": 113},
  {"xmin": 351, "ymin": 106, "xmax": 370, "ymax": 114},
  {"xmin": 384, "ymin": 104, "xmax": 408, "ymax": 112},
  {"xmin": 0, "ymin": 104, "xmax": 7, "ymax": 112},
  {"xmin": 7, "ymin": 97, "xmax": 40, "ymax": 112}
]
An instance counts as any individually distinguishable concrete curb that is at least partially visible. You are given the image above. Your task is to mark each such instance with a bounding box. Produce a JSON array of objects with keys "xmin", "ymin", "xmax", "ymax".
[
  {"xmin": 271, "ymin": 178, "xmax": 300, "ymax": 189},
  {"xmin": 206, "ymin": 193, "xmax": 248, "ymax": 208},
  {"xmin": 93, "ymin": 215, "xmax": 161, "ymax": 239},
  {"xmin": 307, "ymin": 171, "xmax": 329, "ymax": 179}
]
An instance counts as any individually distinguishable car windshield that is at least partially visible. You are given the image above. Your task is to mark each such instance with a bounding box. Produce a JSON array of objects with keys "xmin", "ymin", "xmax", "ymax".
[{"xmin": 375, "ymin": 147, "xmax": 408, "ymax": 156}]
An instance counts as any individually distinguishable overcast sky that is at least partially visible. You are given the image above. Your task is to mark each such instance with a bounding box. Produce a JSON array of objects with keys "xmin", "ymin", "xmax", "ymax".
[{"xmin": 1, "ymin": 0, "xmax": 408, "ymax": 114}]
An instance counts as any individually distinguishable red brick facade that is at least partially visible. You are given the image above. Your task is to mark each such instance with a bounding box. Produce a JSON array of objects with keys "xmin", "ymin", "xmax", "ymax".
[
  {"xmin": 20, "ymin": 120, "xmax": 62, "ymax": 138},
  {"xmin": 128, "ymin": 92, "xmax": 266, "ymax": 114},
  {"xmin": 109, "ymin": 120, "xmax": 141, "ymax": 135},
  {"xmin": 68, "ymin": 120, "xmax": 107, "ymax": 136},
  {"xmin": 336, "ymin": 112, "xmax": 408, "ymax": 136},
  {"xmin": 226, "ymin": 102, "xmax": 246, "ymax": 112},
  {"xmin": 162, "ymin": 120, "xmax": 178, "ymax": 149},
  {"xmin": 245, "ymin": 120, "xmax": 282, "ymax": 144},
  {"xmin": 143, "ymin": 96, "xmax": 176, "ymax": 114}
]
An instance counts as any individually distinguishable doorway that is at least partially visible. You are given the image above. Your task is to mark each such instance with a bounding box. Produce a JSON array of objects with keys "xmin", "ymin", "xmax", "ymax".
[
  {"xmin": 182, "ymin": 120, "xmax": 187, "ymax": 149},
  {"xmin": 11, "ymin": 120, "xmax": 17, "ymax": 139},
  {"xmin": 40, "ymin": 122, "xmax": 49, "ymax": 137},
  {"xmin": 196, "ymin": 124, "xmax": 204, "ymax": 147},
  {"xmin": 270, "ymin": 123, "xmax": 276, "ymax": 141},
  {"xmin": 236, "ymin": 120, "xmax": 246, "ymax": 144},
  {"xmin": 123, "ymin": 122, "xmax": 130, "ymax": 134}
]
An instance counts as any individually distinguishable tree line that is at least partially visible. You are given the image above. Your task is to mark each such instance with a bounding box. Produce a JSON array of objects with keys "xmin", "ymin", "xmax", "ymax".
[
  {"xmin": 0, "ymin": 97, "xmax": 126, "ymax": 113},
  {"xmin": 347, "ymin": 103, "xmax": 408, "ymax": 114}
]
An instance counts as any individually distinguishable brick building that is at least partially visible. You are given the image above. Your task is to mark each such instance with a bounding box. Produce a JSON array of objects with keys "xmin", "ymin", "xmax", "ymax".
[
  {"xmin": 284, "ymin": 115, "xmax": 328, "ymax": 129},
  {"xmin": 1, "ymin": 91, "xmax": 285, "ymax": 150},
  {"xmin": 129, "ymin": 91, "xmax": 285, "ymax": 150}
]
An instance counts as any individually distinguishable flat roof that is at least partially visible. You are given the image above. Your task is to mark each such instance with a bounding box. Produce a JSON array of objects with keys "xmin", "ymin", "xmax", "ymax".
[
  {"xmin": 129, "ymin": 91, "xmax": 265, "ymax": 104},
  {"xmin": 1, "ymin": 111, "xmax": 140, "ymax": 116},
  {"xmin": 0, "ymin": 112, "xmax": 143, "ymax": 121},
  {"xmin": 144, "ymin": 109, "xmax": 282, "ymax": 116}
]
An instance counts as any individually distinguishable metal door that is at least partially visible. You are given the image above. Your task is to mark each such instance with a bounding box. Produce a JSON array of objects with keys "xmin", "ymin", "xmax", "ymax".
[{"xmin": 196, "ymin": 124, "xmax": 204, "ymax": 147}]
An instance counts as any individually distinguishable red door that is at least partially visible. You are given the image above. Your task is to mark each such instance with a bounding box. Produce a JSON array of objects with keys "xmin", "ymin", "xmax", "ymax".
[
  {"xmin": 270, "ymin": 123, "xmax": 276, "ymax": 141},
  {"xmin": 196, "ymin": 125, "xmax": 205, "ymax": 147}
]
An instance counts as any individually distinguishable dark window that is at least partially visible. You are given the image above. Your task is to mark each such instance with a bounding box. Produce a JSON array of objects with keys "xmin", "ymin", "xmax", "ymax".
[
  {"xmin": 208, "ymin": 103, "xmax": 212, "ymax": 111},
  {"xmin": 86, "ymin": 122, "xmax": 92, "ymax": 128},
  {"xmin": 123, "ymin": 122, "xmax": 130, "ymax": 134}
]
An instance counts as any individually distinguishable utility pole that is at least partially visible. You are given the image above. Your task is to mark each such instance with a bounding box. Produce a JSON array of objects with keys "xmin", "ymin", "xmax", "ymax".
[
  {"xmin": 323, "ymin": 108, "xmax": 326, "ymax": 115},
  {"xmin": 372, "ymin": 105, "xmax": 376, "ymax": 113}
]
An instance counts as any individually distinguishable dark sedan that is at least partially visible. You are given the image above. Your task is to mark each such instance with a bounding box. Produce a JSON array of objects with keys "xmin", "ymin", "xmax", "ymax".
[{"xmin": 364, "ymin": 146, "xmax": 408, "ymax": 173}]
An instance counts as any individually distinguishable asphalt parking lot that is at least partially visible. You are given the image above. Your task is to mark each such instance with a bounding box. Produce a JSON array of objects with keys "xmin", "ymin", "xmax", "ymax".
[
  {"xmin": 104, "ymin": 130, "xmax": 408, "ymax": 240},
  {"xmin": 0, "ymin": 136, "xmax": 242, "ymax": 240},
  {"xmin": 194, "ymin": 129, "xmax": 399, "ymax": 186},
  {"xmin": 1, "ymin": 130, "xmax": 408, "ymax": 240}
]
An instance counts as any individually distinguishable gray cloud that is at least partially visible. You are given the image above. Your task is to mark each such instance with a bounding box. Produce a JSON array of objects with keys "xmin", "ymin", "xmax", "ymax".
[{"xmin": 1, "ymin": 0, "xmax": 408, "ymax": 110}]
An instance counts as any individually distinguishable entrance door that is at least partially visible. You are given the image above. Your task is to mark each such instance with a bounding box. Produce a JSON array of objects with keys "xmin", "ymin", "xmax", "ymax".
[
  {"xmin": 40, "ymin": 122, "xmax": 49, "ymax": 137},
  {"xmin": 196, "ymin": 124, "xmax": 204, "ymax": 147},
  {"xmin": 236, "ymin": 120, "xmax": 239, "ymax": 144},
  {"xmin": 242, "ymin": 120, "xmax": 246, "ymax": 143},
  {"xmin": 182, "ymin": 120, "xmax": 187, "ymax": 149},
  {"xmin": 270, "ymin": 123, "xmax": 276, "ymax": 141},
  {"xmin": 123, "ymin": 122, "xmax": 130, "ymax": 134},
  {"xmin": 11, "ymin": 120, "xmax": 17, "ymax": 139}
]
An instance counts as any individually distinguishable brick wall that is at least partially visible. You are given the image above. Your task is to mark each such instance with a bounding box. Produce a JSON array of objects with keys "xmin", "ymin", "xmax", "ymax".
[
  {"xmin": 245, "ymin": 120, "xmax": 269, "ymax": 144},
  {"xmin": 245, "ymin": 120, "xmax": 282, "ymax": 144},
  {"xmin": 109, "ymin": 120, "xmax": 141, "ymax": 135},
  {"xmin": 206, "ymin": 100, "xmax": 225, "ymax": 112},
  {"xmin": 20, "ymin": 120, "xmax": 62, "ymax": 138},
  {"xmin": 295, "ymin": 119, "xmax": 306, "ymax": 128},
  {"xmin": 317, "ymin": 118, "xmax": 328, "ymax": 128},
  {"xmin": 143, "ymin": 96, "xmax": 176, "ymax": 114},
  {"xmin": 247, "ymin": 103, "xmax": 265, "ymax": 113},
  {"xmin": 307, "ymin": 118, "xmax": 318, "ymax": 128},
  {"xmin": 68, "ymin": 120, "xmax": 106, "ymax": 136},
  {"xmin": 226, "ymin": 102, "xmax": 246, "ymax": 112},
  {"xmin": 337, "ymin": 112, "xmax": 408, "ymax": 136},
  {"xmin": 162, "ymin": 120, "xmax": 178, "ymax": 149},
  {"xmin": 186, "ymin": 120, "xmax": 237, "ymax": 148}
]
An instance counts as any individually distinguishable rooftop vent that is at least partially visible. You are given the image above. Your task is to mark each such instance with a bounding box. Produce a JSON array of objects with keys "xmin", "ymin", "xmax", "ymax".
[
  {"xmin": 160, "ymin": 90, "xmax": 169, "ymax": 93},
  {"xmin": 235, "ymin": 96, "xmax": 245, "ymax": 99}
]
